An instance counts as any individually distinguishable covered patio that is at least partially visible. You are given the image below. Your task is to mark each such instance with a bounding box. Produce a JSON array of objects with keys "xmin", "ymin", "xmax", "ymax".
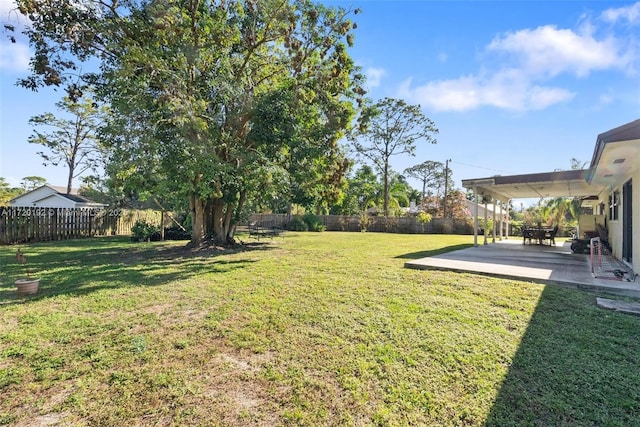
[
  {"xmin": 421, "ymin": 118, "xmax": 640, "ymax": 292},
  {"xmin": 461, "ymin": 169, "xmax": 608, "ymax": 246}
]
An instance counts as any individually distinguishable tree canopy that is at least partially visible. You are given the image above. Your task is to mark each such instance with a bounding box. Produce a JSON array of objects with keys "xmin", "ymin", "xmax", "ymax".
[
  {"xmin": 404, "ymin": 160, "xmax": 444, "ymax": 207},
  {"xmin": 330, "ymin": 165, "xmax": 416, "ymax": 216},
  {"xmin": 20, "ymin": 176, "xmax": 47, "ymax": 192},
  {"xmin": 29, "ymin": 92, "xmax": 106, "ymax": 194},
  {"xmin": 0, "ymin": 178, "xmax": 23, "ymax": 206},
  {"xmin": 350, "ymin": 97, "xmax": 438, "ymax": 216},
  {"xmin": 14, "ymin": 0, "xmax": 365, "ymax": 245}
]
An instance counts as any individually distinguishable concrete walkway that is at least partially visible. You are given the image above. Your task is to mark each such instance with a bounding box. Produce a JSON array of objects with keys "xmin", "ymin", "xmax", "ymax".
[{"xmin": 405, "ymin": 239, "xmax": 640, "ymax": 298}]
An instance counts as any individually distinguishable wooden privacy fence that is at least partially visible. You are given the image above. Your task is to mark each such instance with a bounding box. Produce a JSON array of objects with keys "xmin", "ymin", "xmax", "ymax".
[
  {"xmin": 249, "ymin": 213, "xmax": 475, "ymax": 235},
  {"xmin": 1, "ymin": 207, "xmax": 476, "ymax": 244},
  {"xmin": 0, "ymin": 207, "xmax": 170, "ymax": 245}
]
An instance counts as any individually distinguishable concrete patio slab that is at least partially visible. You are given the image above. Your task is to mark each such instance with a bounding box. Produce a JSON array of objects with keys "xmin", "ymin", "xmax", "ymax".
[{"xmin": 405, "ymin": 239, "xmax": 640, "ymax": 298}]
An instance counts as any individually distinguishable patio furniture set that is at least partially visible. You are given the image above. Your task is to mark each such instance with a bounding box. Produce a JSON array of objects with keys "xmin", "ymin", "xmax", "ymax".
[{"xmin": 523, "ymin": 225, "xmax": 559, "ymax": 246}]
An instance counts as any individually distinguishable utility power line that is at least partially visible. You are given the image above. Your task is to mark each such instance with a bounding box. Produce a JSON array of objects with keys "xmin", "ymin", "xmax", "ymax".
[{"xmin": 449, "ymin": 160, "xmax": 513, "ymax": 175}]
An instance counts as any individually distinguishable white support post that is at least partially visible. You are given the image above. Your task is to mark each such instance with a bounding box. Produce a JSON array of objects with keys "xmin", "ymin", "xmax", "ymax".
[
  {"xmin": 492, "ymin": 199, "xmax": 497, "ymax": 243},
  {"xmin": 473, "ymin": 188, "xmax": 479, "ymax": 247},
  {"xmin": 498, "ymin": 200, "xmax": 503, "ymax": 241},
  {"xmin": 483, "ymin": 197, "xmax": 488, "ymax": 245},
  {"xmin": 505, "ymin": 200, "xmax": 510, "ymax": 240}
]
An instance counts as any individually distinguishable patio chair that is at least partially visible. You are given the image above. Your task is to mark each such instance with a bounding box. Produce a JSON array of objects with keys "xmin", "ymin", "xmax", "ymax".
[{"xmin": 546, "ymin": 225, "xmax": 559, "ymax": 245}]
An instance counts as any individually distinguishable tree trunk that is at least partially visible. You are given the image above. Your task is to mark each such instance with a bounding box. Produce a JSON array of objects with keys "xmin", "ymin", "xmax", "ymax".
[
  {"xmin": 223, "ymin": 201, "xmax": 235, "ymax": 243},
  {"xmin": 190, "ymin": 195, "xmax": 206, "ymax": 246},
  {"xmin": 228, "ymin": 191, "xmax": 247, "ymax": 243},
  {"xmin": 205, "ymin": 200, "xmax": 214, "ymax": 236},
  {"xmin": 66, "ymin": 168, "xmax": 74, "ymax": 194},
  {"xmin": 66, "ymin": 150, "xmax": 76, "ymax": 194},
  {"xmin": 383, "ymin": 161, "xmax": 390, "ymax": 217},
  {"xmin": 210, "ymin": 198, "xmax": 225, "ymax": 244}
]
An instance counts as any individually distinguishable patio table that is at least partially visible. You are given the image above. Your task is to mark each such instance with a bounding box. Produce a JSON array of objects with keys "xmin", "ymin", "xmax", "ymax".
[{"xmin": 523, "ymin": 226, "xmax": 556, "ymax": 245}]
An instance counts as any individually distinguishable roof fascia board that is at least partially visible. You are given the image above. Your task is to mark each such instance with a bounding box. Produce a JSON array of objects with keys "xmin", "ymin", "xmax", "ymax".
[{"xmin": 463, "ymin": 169, "xmax": 588, "ymax": 187}]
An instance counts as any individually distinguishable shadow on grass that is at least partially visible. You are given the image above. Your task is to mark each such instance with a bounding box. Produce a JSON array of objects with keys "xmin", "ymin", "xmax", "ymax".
[
  {"xmin": 485, "ymin": 285, "xmax": 640, "ymax": 426},
  {"xmin": 395, "ymin": 243, "xmax": 474, "ymax": 260},
  {"xmin": 0, "ymin": 236, "xmax": 276, "ymax": 304}
]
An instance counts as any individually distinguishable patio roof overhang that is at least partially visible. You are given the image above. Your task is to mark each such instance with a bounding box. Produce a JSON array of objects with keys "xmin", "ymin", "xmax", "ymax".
[
  {"xmin": 462, "ymin": 118, "xmax": 640, "ymax": 202},
  {"xmin": 461, "ymin": 169, "xmax": 605, "ymax": 201}
]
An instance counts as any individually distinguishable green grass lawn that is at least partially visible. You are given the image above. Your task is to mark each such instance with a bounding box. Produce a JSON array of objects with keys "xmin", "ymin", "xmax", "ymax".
[{"xmin": 1, "ymin": 233, "xmax": 639, "ymax": 426}]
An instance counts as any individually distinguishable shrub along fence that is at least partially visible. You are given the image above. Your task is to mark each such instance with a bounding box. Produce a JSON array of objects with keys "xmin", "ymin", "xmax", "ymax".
[
  {"xmin": 0, "ymin": 207, "xmax": 171, "ymax": 245},
  {"xmin": 1, "ymin": 207, "xmax": 476, "ymax": 244},
  {"xmin": 249, "ymin": 213, "xmax": 475, "ymax": 235}
]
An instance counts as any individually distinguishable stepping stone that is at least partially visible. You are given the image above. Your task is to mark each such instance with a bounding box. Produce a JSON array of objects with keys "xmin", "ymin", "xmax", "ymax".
[{"xmin": 596, "ymin": 298, "xmax": 640, "ymax": 316}]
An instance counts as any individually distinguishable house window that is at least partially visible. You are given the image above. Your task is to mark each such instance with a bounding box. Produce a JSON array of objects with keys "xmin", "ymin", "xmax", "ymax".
[{"xmin": 609, "ymin": 191, "xmax": 619, "ymax": 220}]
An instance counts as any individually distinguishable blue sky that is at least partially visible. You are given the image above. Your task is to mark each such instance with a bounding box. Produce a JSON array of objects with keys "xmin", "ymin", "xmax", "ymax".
[{"xmin": 1, "ymin": 0, "xmax": 639, "ymax": 194}]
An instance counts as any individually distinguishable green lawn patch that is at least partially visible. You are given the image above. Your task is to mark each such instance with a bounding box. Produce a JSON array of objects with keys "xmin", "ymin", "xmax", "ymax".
[{"xmin": 1, "ymin": 233, "xmax": 639, "ymax": 426}]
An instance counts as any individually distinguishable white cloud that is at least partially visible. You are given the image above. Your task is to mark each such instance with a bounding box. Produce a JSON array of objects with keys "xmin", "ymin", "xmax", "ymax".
[
  {"xmin": 365, "ymin": 67, "xmax": 386, "ymax": 88},
  {"xmin": 526, "ymin": 85, "xmax": 575, "ymax": 110},
  {"xmin": 397, "ymin": 12, "xmax": 639, "ymax": 113},
  {"xmin": 5, "ymin": 176, "xmax": 21, "ymax": 187},
  {"xmin": 399, "ymin": 70, "xmax": 574, "ymax": 113},
  {"xmin": 399, "ymin": 76, "xmax": 482, "ymax": 112},
  {"xmin": 1, "ymin": 0, "xmax": 28, "ymax": 27},
  {"xmin": 598, "ymin": 93, "xmax": 614, "ymax": 106},
  {"xmin": 0, "ymin": 40, "xmax": 30, "ymax": 71},
  {"xmin": 601, "ymin": 1, "xmax": 640, "ymax": 25},
  {"xmin": 487, "ymin": 25, "xmax": 628, "ymax": 78},
  {"xmin": 0, "ymin": 0, "xmax": 32, "ymax": 72},
  {"xmin": 0, "ymin": 0, "xmax": 16, "ymax": 19}
]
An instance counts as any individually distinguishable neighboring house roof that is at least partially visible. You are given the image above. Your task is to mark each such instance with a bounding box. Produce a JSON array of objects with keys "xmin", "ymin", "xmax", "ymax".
[
  {"xmin": 49, "ymin": 186, "xmax": 80, "ymax": 195},
  {"xmin": 33, "ymin": 193, "xmax": 101, "ymax": 206},
  {"xmin": 462, "ymin": 199, "xmax": 507, "ymax": 216},
  {"xmin": 59, "ymin": 193, "xmax": 93, "ymax": 203},
  {"xmin": 9, "ymin": 185, "xmax": 106, "ymax": 208}
]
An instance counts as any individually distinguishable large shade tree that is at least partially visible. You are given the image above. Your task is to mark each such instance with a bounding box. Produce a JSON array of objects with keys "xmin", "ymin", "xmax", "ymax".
[
  {"xmin": 13, "ymin": 0, "xmax": 365, "ymax": 245},
  {"xmin": 350, "ymin": 97, "xmax": 438, "ymax": 217},
  {"xmin": 28, "ymin": 93, "xmax": 106, "ymax": 194},
  {"xmin": 20, "ymin": 176, "xmax": 47, "ymax": 192},
  {"xmin": 404, "ymin": 160, "xmax": 444, "ymax": 207},
  {"xmin": 330, "ymin": 166, "xmax": 416, "ymax": 216}
]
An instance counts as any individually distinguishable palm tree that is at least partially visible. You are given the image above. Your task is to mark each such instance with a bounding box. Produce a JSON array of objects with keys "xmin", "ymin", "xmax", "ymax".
[
  {"xmin": 385, "ymin": 173, "xmax": 414, "ymax": 216},
  {"xmin": 543, "ymin": 197, "xmax": 581, "ymax": 230}
]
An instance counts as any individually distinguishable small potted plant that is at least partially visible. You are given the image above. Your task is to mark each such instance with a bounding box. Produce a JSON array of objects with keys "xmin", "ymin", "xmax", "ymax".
[{"xmin": 14, "ymin": 249, "xmax": 40, "ymax": 296}]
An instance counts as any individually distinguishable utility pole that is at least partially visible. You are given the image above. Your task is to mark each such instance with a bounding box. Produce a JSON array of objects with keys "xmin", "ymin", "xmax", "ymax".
[{"xmin": 443, "ymin": 159, "xmax": 451, "ymax": 218}]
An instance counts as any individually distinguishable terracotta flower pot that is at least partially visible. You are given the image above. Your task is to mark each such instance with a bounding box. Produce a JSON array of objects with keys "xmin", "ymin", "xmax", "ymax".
[{"xmin": 15, "ymin": 278, "xmax": 40, "ymax": 296}]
